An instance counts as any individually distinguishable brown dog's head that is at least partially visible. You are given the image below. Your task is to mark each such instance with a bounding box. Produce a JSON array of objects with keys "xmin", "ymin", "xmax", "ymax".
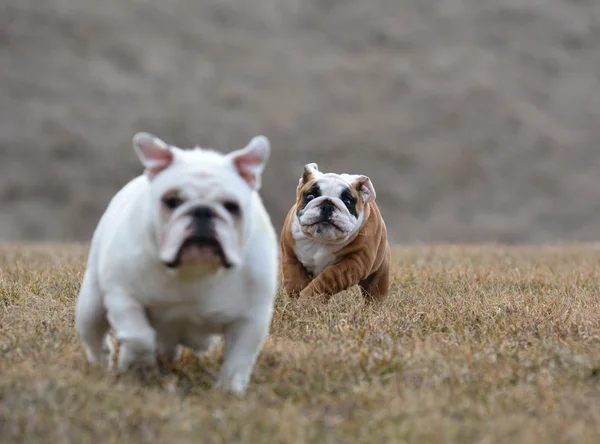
[{"xmin": 294, "ymin": 163, "xmax": 376, "ymax": 243}]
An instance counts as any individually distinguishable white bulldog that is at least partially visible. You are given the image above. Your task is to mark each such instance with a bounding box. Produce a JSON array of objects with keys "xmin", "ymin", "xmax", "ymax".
[{"xmin": 74, "ymin": 132, "xmax": 278, "ymax": 395}]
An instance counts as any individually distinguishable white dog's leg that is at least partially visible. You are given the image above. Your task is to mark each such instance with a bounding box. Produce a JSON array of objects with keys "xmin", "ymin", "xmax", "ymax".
[
  {"xmin": 157, "ymin": 342, "xmax": 183, "ymax": 364},
  {"xmin": 214, "ymin": 316, "xmax": 270, "ymax": 395},
  {"xmin": 104, "ymin": 290, "xmax": 156, "ymax": 372},
  {"xmin": 183, "ymin": 333, "xmax": 219, "ymax": 357},
  {"xmin": 75, "ymin": 270, "xmax": 112, "ymax": 368},
  {"xmin": 155, "ymin": 327, "xmax": 183, "ymax": 365}
]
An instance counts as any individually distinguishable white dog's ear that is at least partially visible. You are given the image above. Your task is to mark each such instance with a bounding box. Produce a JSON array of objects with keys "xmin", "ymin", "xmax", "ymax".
[
  {"xmin": 229, "ymin": 135, "xmax": 270, "ymax": 190},
  {"xmin": 133, "ymin": 132, "xmax": 174, "ymax": 179},
  {"xmin": 354, "ymin": 175, "xmax": 376, "ymax": 204}
]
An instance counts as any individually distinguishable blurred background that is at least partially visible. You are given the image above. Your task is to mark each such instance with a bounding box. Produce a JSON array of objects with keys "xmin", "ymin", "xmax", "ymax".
[{"xmin": 2, "ymin": 0, "xmax": 600, "ymax": 244}]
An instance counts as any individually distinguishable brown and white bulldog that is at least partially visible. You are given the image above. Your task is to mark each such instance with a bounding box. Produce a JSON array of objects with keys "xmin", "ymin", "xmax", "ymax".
[{"xmin": 280, "ymin": 163, "xmax": 391, "ymax": 302}]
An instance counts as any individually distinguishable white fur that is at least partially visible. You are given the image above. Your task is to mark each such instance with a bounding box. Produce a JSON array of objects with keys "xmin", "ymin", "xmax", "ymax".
[
  {"xmin": 75, "ymin": 134, "xmax": 278, "ymax": 396},
  {"xmin": 293, "ymin": 167, "xmax": 371, "ymax": 276}
]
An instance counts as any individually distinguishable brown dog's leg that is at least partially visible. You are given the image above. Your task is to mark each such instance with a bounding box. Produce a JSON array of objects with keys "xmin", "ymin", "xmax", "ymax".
[
  {"xmin": 281, "ymin": 255, "xmax": 313, "ymax": 297},
  {"xmin": 359, "ymin": 248, "xmax": 391, "ymax": 303},
  {"xmin": 301, "ymin": 254, "xmax": 368, "ymax": 299}
]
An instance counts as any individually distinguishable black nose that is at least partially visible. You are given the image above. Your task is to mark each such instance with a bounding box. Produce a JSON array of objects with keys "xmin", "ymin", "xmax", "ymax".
[
  {"xmin": 190, "ymin": 206, "xmax": 215, "ymax": 237},
  {"xmin": 190, "ymin": 206, "xmax": 215, "ymax": 220},
  {"xmin": 321, "ymin": 200, "xmax": 334, "ymax": 218}
]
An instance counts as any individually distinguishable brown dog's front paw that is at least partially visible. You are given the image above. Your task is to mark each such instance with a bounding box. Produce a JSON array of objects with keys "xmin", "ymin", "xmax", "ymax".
[
  {"xmin": 299, "ymin": 287, "xmax": 313, "ymax": 298},
  {"xmin": 299, "ymin": 287, "xmax": 331, "ymax": 301}
]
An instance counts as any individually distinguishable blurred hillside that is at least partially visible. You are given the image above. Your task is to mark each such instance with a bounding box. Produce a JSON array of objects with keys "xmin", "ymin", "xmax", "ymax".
[{"xmin": 2, "ymin": 0, "xmax": 600, "ymax": 243}]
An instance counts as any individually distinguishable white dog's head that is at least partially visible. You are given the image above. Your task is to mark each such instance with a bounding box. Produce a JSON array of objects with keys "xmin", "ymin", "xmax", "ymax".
[
  {"xmin": 294, "ymin": 163, "xmax": 376, "ymax": 244},
  {"xmin": 133, "ymin": 132, "xmax": 270, "ymax": 271}
]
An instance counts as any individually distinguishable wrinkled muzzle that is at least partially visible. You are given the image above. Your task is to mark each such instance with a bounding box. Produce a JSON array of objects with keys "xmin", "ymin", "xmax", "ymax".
[
  {"xmin": 298, "ymin": 196, "xmax": 355, "ymax": 235},
  {"xmin": 158, "ymin": 207, "xmax": 242, "ymax": 270}
]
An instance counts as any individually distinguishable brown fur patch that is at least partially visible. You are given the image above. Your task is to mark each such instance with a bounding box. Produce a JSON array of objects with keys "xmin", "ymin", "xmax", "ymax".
[
  {"xmin": 295, "ymin": 177, "xmax": 319, "ymax": 210},
  {"xmin": 301, "ymin": 165, "xmax": 316, "ymax": 187},
  {"xmin": 350, "ymin": 177, "xmax": 367, "ymax": 215}
]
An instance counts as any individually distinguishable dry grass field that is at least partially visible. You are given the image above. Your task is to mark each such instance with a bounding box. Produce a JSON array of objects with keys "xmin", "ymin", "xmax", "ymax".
[{"xmin": 2, "ymin": 243, "xmax": 600, "ymax": 443}]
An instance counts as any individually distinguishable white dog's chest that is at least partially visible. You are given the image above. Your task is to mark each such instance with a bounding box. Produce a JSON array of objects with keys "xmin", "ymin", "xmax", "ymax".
[
  {"xmin": 144, "ymin": 278, "xmax": 247, "ymax": 329},
  {"xmin": 147, "ymin": 301, "xmax": 233, "ymax": 335},
  {"xmin": 293, "ymin": 237, "xmax": 340, "ymax": 276}
]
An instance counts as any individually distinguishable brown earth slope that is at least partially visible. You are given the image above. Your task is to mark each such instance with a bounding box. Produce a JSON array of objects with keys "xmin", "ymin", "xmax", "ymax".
[{"xmin": 2, "ymin": 0, "xmax": 600, "ymax": 243}]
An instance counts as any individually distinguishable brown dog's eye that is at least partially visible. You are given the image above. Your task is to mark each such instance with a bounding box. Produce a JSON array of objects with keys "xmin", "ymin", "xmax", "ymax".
[
  {"xmin": 162, "ymin": 196, "xmax": 183, "ymax": 210},
  {"xmin": 224, "ymin": 201, "xmax": 240, "ymax": 215}
]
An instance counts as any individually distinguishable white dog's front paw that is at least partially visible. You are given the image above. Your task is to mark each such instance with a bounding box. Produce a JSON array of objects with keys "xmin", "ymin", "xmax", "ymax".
[
  {"xmin": 214, "ymin": 370, "xmax": 251, "ymax": 396},
  {"xmin": 117, "ymin": 335, "xmax": 156, "ymax": 372},
  {"xmin": 84, "ymin": 335, "xmax": 114, "ymax": 370}
]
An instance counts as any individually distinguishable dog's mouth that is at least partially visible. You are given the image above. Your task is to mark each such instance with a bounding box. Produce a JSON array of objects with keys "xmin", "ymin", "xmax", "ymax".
[
  {"xmin": 164, "ymin": 235, "xmax": 232, "ymax": 269},
  {"xmin": 308, "ymin": 219, "xmax": 344, "ymax": 234}
]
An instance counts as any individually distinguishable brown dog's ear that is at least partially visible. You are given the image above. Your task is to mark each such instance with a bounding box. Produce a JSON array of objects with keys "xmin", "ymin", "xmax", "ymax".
[
  {"xmin": 354, "ymin": 175, "xmax": 376, "ymax": 204},
  {"xmin": 297, "ymin": 163, "xmax": 320, "ymax": 191}
]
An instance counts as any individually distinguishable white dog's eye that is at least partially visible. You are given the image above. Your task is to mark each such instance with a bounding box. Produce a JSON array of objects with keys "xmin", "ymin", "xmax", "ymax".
[
  {"xmin": 162, "ymin": 195, "xmax": 183, "ymax": 210},
  {"xmin": 305, "ymin": 194, "xmax": 315, "ymax": 202},
  {"xmin": 342, "ymin": 198, "xmax": 351, "ymax": 206},
  {"xmin": 224, "ymin": 201, "xmax": 241, "ymax": 215}
]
